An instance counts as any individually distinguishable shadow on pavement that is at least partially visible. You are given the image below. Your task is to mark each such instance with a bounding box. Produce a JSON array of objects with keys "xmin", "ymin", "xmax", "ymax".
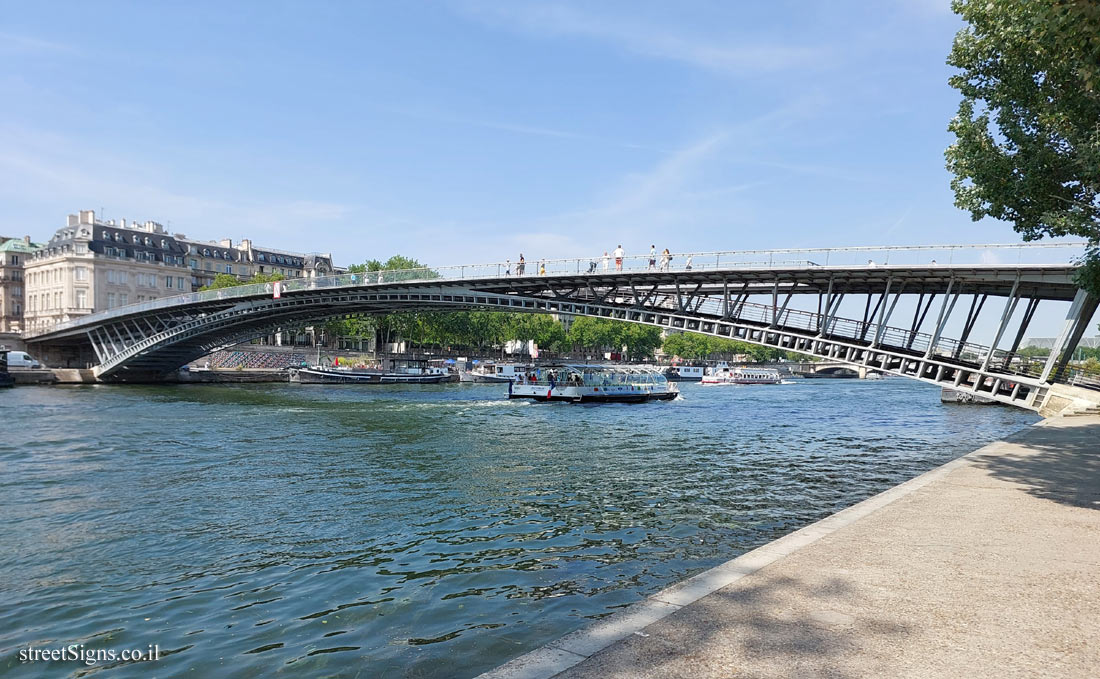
[
  {"xmin": 971, "ymin": 421, "xmax": 1100, "ymax": 510},
  {"xmin": 559, "ymin": 574, "xmax": 911, "ymax": 679}
]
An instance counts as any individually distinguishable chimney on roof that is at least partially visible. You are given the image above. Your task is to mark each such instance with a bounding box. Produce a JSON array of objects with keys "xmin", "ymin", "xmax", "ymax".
[
  {"xmin": 79, "ymin": 210, "xmax": 95, "ymax": 225},
  {"xmin": 120, "ymin": 218, "xmax": 126, "ymax": 228},
  {"xmin": 219, "ymin": 238, "xmax": 233, "ymax": 248},
  {"xmin": 67, "ymin": 214, "xmax": 78, "ymax": 227},
  {"xmin": 23, "ymin": 235, "xmax": 31, "ymax": 243}
]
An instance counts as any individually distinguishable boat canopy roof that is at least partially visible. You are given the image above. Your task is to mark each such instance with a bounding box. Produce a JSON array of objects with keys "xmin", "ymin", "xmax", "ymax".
[{"xmin": 539, "ymin": 364, "xmax": 663, "ymax": 374}]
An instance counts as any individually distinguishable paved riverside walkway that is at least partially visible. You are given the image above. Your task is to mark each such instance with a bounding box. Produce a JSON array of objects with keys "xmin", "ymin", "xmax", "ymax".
[{"xmin": 481, "ymin": 416, "xmax": 1100, "ymax": 679}]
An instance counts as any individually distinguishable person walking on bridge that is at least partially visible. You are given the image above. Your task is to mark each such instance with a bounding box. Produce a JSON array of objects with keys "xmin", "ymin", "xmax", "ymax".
[
  {"xmin": 613, "ymin": 244, "xmax": 624, "ymax": 271},
  {"xmin": 517, "ymin": 254, "xmax": 525, "ymax": 275},
  {"xmin": 602, "ymin": 251, "xmax": 610, "ymax": 272},
  {"xmin": 660, "ymin": 248, "xmax": 672, "ymax": 271},
  {"xmin": 649, "ymin": 245, "xmax": 657, "ymax": 270}
]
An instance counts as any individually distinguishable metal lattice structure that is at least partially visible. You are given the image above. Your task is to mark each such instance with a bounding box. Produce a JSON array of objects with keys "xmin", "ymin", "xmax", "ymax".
[{"xmin": 23, "ymin": 244, "xmax": 1099, "ymax": 410}]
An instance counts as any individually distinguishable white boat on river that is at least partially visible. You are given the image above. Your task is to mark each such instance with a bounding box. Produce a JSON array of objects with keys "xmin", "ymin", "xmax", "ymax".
[
  {"xmin": 459, "ymin": 363, "xmax": 527, "ymax": 383},
  {"xmin": 508, "ymin": 365, "xmax": 679, "ymax": 403},
  {"xmin": 700, "ymin": 364, "xmax": 783, "ymax": 385},
  {"xmin": 290, "ymin": 358, "xmax": 448, "ymax": 384}
]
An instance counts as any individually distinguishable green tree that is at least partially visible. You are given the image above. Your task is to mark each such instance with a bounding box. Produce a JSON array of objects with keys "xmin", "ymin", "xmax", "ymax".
[
  {"xmin": 200, "ymin": 271, "xmax": 285, "ymax": 291},
  {"xmin": 945, "ymin": 0, "xmax": 1100, "ymax": 293},
  {"xmin": 621, "ymin": 324, "xmax": 662, "ymax": 360}
]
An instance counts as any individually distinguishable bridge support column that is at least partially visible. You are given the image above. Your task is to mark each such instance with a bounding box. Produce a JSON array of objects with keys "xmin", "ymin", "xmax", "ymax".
[
  {"xmin": 924, "ymin": 279, "xmax": 959, "ymax": 358},
  {"xmin": 980, "ymin": 277, "xmax": 1020, "ymax": 372},
  {"xmin": 1039, "ymin": 288, "xmax": 1100, "ymax": 383}
]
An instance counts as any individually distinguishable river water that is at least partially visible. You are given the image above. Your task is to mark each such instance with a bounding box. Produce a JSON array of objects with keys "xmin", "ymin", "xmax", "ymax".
[{"xmin": 0, "ymin": 379, "xmax": 1037, "ymax": 678}]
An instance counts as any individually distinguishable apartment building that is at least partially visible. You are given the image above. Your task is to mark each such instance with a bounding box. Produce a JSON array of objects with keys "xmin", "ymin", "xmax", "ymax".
[
  {"xmin": 0, "ymin": 236, "xmax": 42, "ymax": 332},
  {"xmin": 23, "ymin": 211, "xmax": 190, "ymax": 334},
  {"xmin": 173, "ymin": 236, "xmax": 336, "ymax": 288},
  {"xmin": 23, "ymin": 210, "xmax": 340, "ymax": 333}
]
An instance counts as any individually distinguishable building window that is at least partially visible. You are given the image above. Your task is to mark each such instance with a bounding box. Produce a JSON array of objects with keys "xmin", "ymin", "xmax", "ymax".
[
  {"xmin": 118, "ymin": 271, "xmax": 128, "ymax": 284},
  {"xmin": 75, "ymin": 267, "xmax": 87, "ymax": 281},
  {"xmin": 190, "ymin": 258, "xmax": 198, "ymax": 269},
  {"xmin": 225, "ymin": 264, "xmax": 232, "ymax": 274},
  {"xmin": 107, "ymin": 293, "xmax": 115, "ymax": 309},
  {"xmin": 166, "ymin": 276, "xmax": 173, "ymax": 288},
  {"xmin": 75, "ymin": 244, "xmax": 87, "ymax": 254},
  {"xmin": 76, "ymin": 290, "xmax": 87, "ymax": 308},
  {"xmin": 10, "ymin": 255, "xmax": 18, "ymax": 265},
  {"xmin": 177, "ymin": 277, "xmax": 185, "ymax": 290},
  {"xmin": 119, "ymin": 293, "xmax": 128, "ymax": 305}
]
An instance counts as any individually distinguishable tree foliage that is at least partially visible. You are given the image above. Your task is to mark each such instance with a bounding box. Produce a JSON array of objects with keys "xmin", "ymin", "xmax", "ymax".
[
  {"xmin": 366, "ymin": 255, "xmax": 439, "ymax": 278},
  {"xmin": 945, "ymin": 0, "xmax": 1100, "ymax": 293},
  {"xmin": 660, "ymin": 332, "xmax": 795, "ymax": 362},
  {"xmin": 200, "ymin": 271, "xmax": 285, "ymax": 291}
]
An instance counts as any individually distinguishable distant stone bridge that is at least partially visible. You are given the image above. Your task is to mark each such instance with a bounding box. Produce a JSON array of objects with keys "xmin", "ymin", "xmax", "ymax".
[{"xmin": 24, "ymin": 243, "xmax": 1100, "ymax": 412}]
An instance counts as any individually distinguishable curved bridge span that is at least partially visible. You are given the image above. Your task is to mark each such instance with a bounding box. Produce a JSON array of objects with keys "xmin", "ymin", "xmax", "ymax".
[{"xmin": 24, "ymin": 244, "xmax": 1098, "ymax": 411}]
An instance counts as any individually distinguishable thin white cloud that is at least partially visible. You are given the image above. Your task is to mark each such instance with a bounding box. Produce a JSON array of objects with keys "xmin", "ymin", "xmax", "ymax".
[
  {"xmin": 455, "ymin": 2, "xmax": 831, "ymax": 76},
  {"xmin": 0, "ymin": 127, "xmax": 353, "ymax": 249},
  {"xmin": 0, "ymin": 32, "xmax": 76, "ymax": 55},
  {"xmin": 372, "ymin": 103, "xmax": 659, "ymax": 151}
]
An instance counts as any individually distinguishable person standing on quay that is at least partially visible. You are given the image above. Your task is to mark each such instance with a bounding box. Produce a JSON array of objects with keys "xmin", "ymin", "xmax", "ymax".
[
  {"xmin": 517, "ymin": 254, "xmax": 525, "ymax": 275},
  {"xmin": 613, "ymin": 244, "xmax": 624, "ymax": 271},
  {"xmin": 649, "ymin": 245, "xmax": 657, "ymax": 270}
]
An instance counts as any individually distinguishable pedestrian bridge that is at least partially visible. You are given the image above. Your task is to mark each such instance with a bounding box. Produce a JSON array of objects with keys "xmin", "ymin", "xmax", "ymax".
[{"xmin": 24, "ymin": 243, "xmax": 1099, "ymax": 412}]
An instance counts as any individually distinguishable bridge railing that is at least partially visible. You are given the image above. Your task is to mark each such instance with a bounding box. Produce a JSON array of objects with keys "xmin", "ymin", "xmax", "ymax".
[
  {"xmin": 26, "ymin": 242, "xmax": 1087, "ymax": 340},
  {"xmin": 662, "ymin": 294, "xmax": 1060, "ymax": 383}
]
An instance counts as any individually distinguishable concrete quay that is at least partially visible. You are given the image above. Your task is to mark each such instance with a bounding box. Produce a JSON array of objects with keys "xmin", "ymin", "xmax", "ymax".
[{"xmin": 481, "ymin": 415, "xmax": 1100, "ymax": 679}]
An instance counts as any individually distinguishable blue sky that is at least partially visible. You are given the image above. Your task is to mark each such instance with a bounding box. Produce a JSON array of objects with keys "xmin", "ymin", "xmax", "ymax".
[{"xmin": 0, "ymin": 0, "xmax": 1074, "ymax": 267}]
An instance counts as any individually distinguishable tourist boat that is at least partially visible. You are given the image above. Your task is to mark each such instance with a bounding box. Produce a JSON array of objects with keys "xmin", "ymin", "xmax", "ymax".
[
  {"xmin": 508, "ymin": 364, "xmax": 679, "ymax": 403},
  {"xmin": 290, "ymin": 357, "xmax": 447, "ymax": 384},
  {"xmin": 459, "ymin": 362, "xmax": 527, "ymax": 383},
  {"xmin": 663, "ymin": 365, "xmax": 705, "ymax": 381},
  {"xmin": 700, "ymin": 364, "xmax": 783, "ymax": 385}
]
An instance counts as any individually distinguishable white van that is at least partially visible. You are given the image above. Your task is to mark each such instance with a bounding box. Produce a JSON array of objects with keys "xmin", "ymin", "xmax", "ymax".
[{"xmin": 6, "ymin": 351, "xmax": 42, "ymax": 369}]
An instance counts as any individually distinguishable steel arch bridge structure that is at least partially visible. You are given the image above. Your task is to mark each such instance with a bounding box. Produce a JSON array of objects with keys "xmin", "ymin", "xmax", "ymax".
[{"xmin": 23, "ymin": 244, "xmax": 1099, "ymax": 412}]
